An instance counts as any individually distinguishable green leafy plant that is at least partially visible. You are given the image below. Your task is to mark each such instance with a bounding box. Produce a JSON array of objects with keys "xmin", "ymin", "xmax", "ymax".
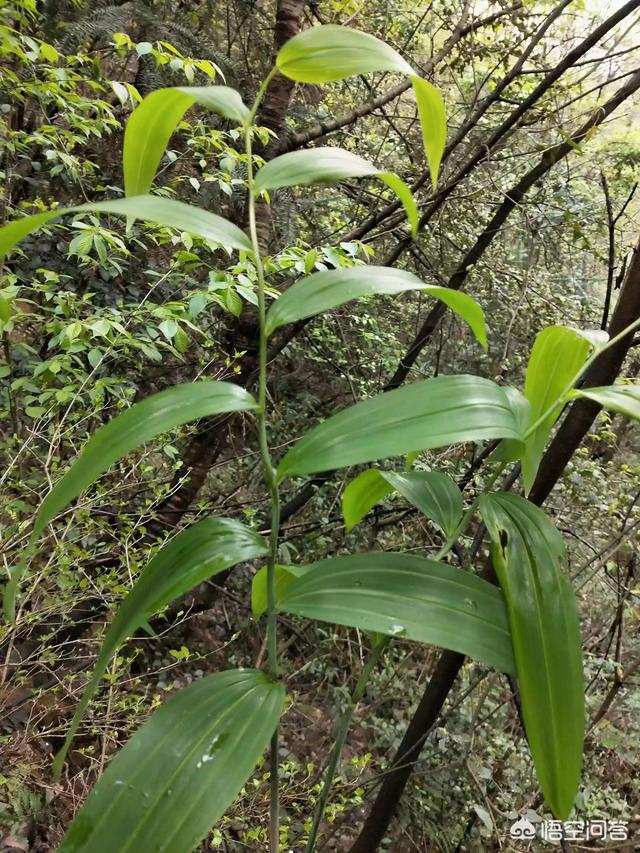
[{"xmin": 2, "ymin": 21, "xmax": 640, "ymax": 853}]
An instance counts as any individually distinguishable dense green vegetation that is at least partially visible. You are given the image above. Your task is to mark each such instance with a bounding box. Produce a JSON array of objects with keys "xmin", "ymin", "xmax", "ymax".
[{"xmin": 1, "ymin": 1, "xmax": 639, "ymax": 850}]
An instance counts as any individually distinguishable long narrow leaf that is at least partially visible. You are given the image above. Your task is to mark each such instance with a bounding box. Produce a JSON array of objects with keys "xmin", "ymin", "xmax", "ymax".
[
  {"xmin": 59, "ymin": 669, "xmax": 284, "ymax": 853},
  {"xmin": 520, "ymin": 326, "xmax": 593, "ymax": 493},
  {"xmin": 123, "ymin": 86, "xmax": 249, "ymax": 196},
  {"xmin": 411, "ymin": 76, "xmax": 447, "ymax": 190},
  {"xmin": 276, "ymin": 24, "xmax": 414, "ymax": 83},
  {"xmin": 480, "ymin": 493, "xmax": 584, "ymax": 819},
  {"xmin": 265, "ymin": 266, "xmax": 486, "ymax": 347},
  {"xmin": 0, "ymin": 195, "xmax": 252, "ymax": 259},
  {"xmin": 278, "ymin": 375, "xmax": 523, "ymax": 478},
  {"xmin": 53, "ymin": 518, "xmax": 268, "ymax": 776},
  {"xmin": 253, "ymin": 149, "xmax": 418, "ymax": 235},
  {"xmin": 4, "ymin": 382, "xmax": 256, "ymax": 620},
  {"xmin": 572, "ymin": 383, "xmax": 640, "ymax": 420},
  {"xmin": 277, "ymin": 553, "xmax": 515, "ymax": 674}
]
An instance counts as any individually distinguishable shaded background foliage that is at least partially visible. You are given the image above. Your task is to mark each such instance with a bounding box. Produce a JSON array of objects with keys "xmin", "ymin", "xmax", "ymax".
[{"xmin": 1, "ymin": 0, "xmax": 639, "ymax": 849}]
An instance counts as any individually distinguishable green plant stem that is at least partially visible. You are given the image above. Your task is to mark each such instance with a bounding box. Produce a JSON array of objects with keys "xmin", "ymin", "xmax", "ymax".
[
  {"xmin": 244, "ymin": 67, "xmax": 281, "ymax": 853},
  {"xmin": 305, "ymin": 637, "xmax": 390, "ymax": 853}
]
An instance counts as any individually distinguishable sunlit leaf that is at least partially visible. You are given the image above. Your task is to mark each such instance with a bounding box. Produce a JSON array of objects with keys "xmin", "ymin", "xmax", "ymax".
[
  {"xmin": 276, "ymin": 24, "xmax": 414, "ymax": 83},
  {"xmin": 123, "ymin": 86, "xmax": 250, "ymax": 196},
  {"xmin": 572, "ymin": 383, "xmax": 640, "ymax": 420},
  {"xmin": 0, "ymin": 196, "xmax": 252, "ymax": 260},
  {"xmin": 519, "ymin": 326, "xmax": 593, "ymax": 493},
  {"xmin": 265, "ymin": 266, "xmax": 486, "ymax": 347},
  {"xmin": 253, "ymin": 148, "xmax": 418, "ymax": 235},
  {"xmin": 411, "ymin": 76, "xmax": 447, "ymax": 190}
]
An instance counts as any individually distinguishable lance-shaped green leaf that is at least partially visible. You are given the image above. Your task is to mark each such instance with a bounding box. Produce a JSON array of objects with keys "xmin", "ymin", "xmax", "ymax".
[
  {"xmin": 520, "ymin": 326, "xmax": 593, "ymax": 494},
  {"xmin": 253, "ymin": 148, "xmax": 418, "ymax": 235},
  {"xmin": 53, "ymin": 518, "xmax": 268, "ymax": 777},
  {"xmin": 265, "ymin": 266, "xmax": 486, "ymax": 346},
  {"xmin": 4, "ymin": 382, "xmax": 256, "ymax": 620},
  {"xmin": 278, "ymin": 375, "xmax": 523, "ymax": 479},
  {"xmin": 411, "ymin": 76, "xmax": 447, "ymax": 190},
  {"xmin": 0, "ymin": 195, "xmax": 252, "ymax": 259},
  {"xmin": 571, "ymin": 383, "xmax": 640, "ymax": 420},
  {"xmin": 59, "ymin": 669, "xmax": 284, "ymax": 853},
  {"xmin": 343, "ymin": 469, "xmax": 463, "ymax": 535},
  {"xmin": 277, "ymin": 553, "xmax": 515, "ymax": 674},
  {"xmin": 480, "ymin": 493, "xmax": 584, "ymax": 819},
  {"xmin": 276, "ymin": 24, "xmax": 414, "ymax": 83},
  {"xmin": 123, "ymin": 86, "xmax": 250, "ymax": 196}
]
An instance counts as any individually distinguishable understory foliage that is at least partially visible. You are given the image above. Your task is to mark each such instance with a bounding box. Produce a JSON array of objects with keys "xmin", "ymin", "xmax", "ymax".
[{"xmin": 1, "ymin": 1, "xmax": 639, "ymax": 851}]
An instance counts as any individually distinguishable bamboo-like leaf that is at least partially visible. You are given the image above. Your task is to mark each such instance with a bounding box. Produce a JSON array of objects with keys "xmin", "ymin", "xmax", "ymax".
[
  {"xmin": 480, "ymin": 493, "xmax": 584, "ymax": 819},
  {"xmin": 0, "ymin": 195, "xmax": 252, "ymax": 259},
  {"xmin": 278, "ymin": 375, "xmax": 523, "ymax": 478},
  {"xmin": 277, "ymin": 553, "xmax": 515, "ymax": 674},
  {"xmin": 253, "ymin": 148, "xmax": 418, "ymax": 235},
  {"xmin": 342, "ymin": 469, "xmax": 463, "ymax": 535},
  {"xmin": 411, "ymin": 76, "xmax": 447, "ymax": 190},
  {"xmin": 53, "ymin": 518, "xmax": 268, "ymax": 776},
  {"xmin": 572, "ymin": 383, "xmax": 640, "ymax": 420},
  {"xmin": 59, "ymin": 669, "xmax": 284, "ymax": 853},
  {"xmin": 265, "ymin": 266, "xmax": 486, "ymax": 347},
  {"xmin": 276, "ymin": 24, "xmax": 414, "ymax": 83},
  {"xmin": 520, "ymin": 326, "xmax": 593, "ymax": 493},
  {"xmin": 4, "ymin": 382, "xmax": 256, "ymax": 620},
  {"xmin": 123, "ymin": 86, "xmax": 250, "ymax": 196}
]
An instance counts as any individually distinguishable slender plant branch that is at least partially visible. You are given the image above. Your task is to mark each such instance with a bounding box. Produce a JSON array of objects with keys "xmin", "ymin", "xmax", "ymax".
[{"xmin": 244, "ymin": 66, "xmax": 281, "ymax": 853}]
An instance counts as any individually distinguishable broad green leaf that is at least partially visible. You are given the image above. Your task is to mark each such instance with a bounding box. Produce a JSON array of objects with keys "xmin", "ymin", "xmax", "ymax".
[
  {"xmin": 520, "ymin": 326, "xmax": 593, "ymax": 494},
  {"xmin": 277, "ymin": 553, "xmax": 515, "ymax": 674},
  {"xmin": 53, "ymin": 518, "xmax": 268, "ymax": 776},
  {"xmin": 572, "ymin": 383, "xmax": 640, "ymax": 420},
  {"xmin": 0, "ymin": 195, "xmax": 252, "ymax": 260},
  {"xmin": 251, "ymin": 563, "xmax": 309, "ymax": 619},
  {"xmin": 480, "ymin": 493, "xmax": 583, "ymax": 819},
  {"xmin": 411, "ymin": 76, "xmax": 447, "ymax": 190},
  {"xmin": 265, "ymin": 266, "xmax": 486, "ymax": 347},
  {"xmin": 278, "ymin": 375, "xmax": 523, "ymax": 479},
  {"xmin": 59, "ymin": 669, "xmax": 284, "ymax": 853},
  {"xmin": 253, "ymin": 148, "xmax": 418, "ymax": 236},
  {"xmin": 342, "ymin": 469, "xmax": 463, "ymax": 536},
  {"xmin": 342, "ymin": 469, "xmax": 394, "ymax": 531},
  {"xmin": 4, "ymin": 382, "xmax": 256, "ymax": 621},
  {"xmin": 123, "ymin": 86, "xmax": 250, "ymax": 196},
  {"xmin": 276, "ymin": 24, "xmax": 414, "ymax": 83}
]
